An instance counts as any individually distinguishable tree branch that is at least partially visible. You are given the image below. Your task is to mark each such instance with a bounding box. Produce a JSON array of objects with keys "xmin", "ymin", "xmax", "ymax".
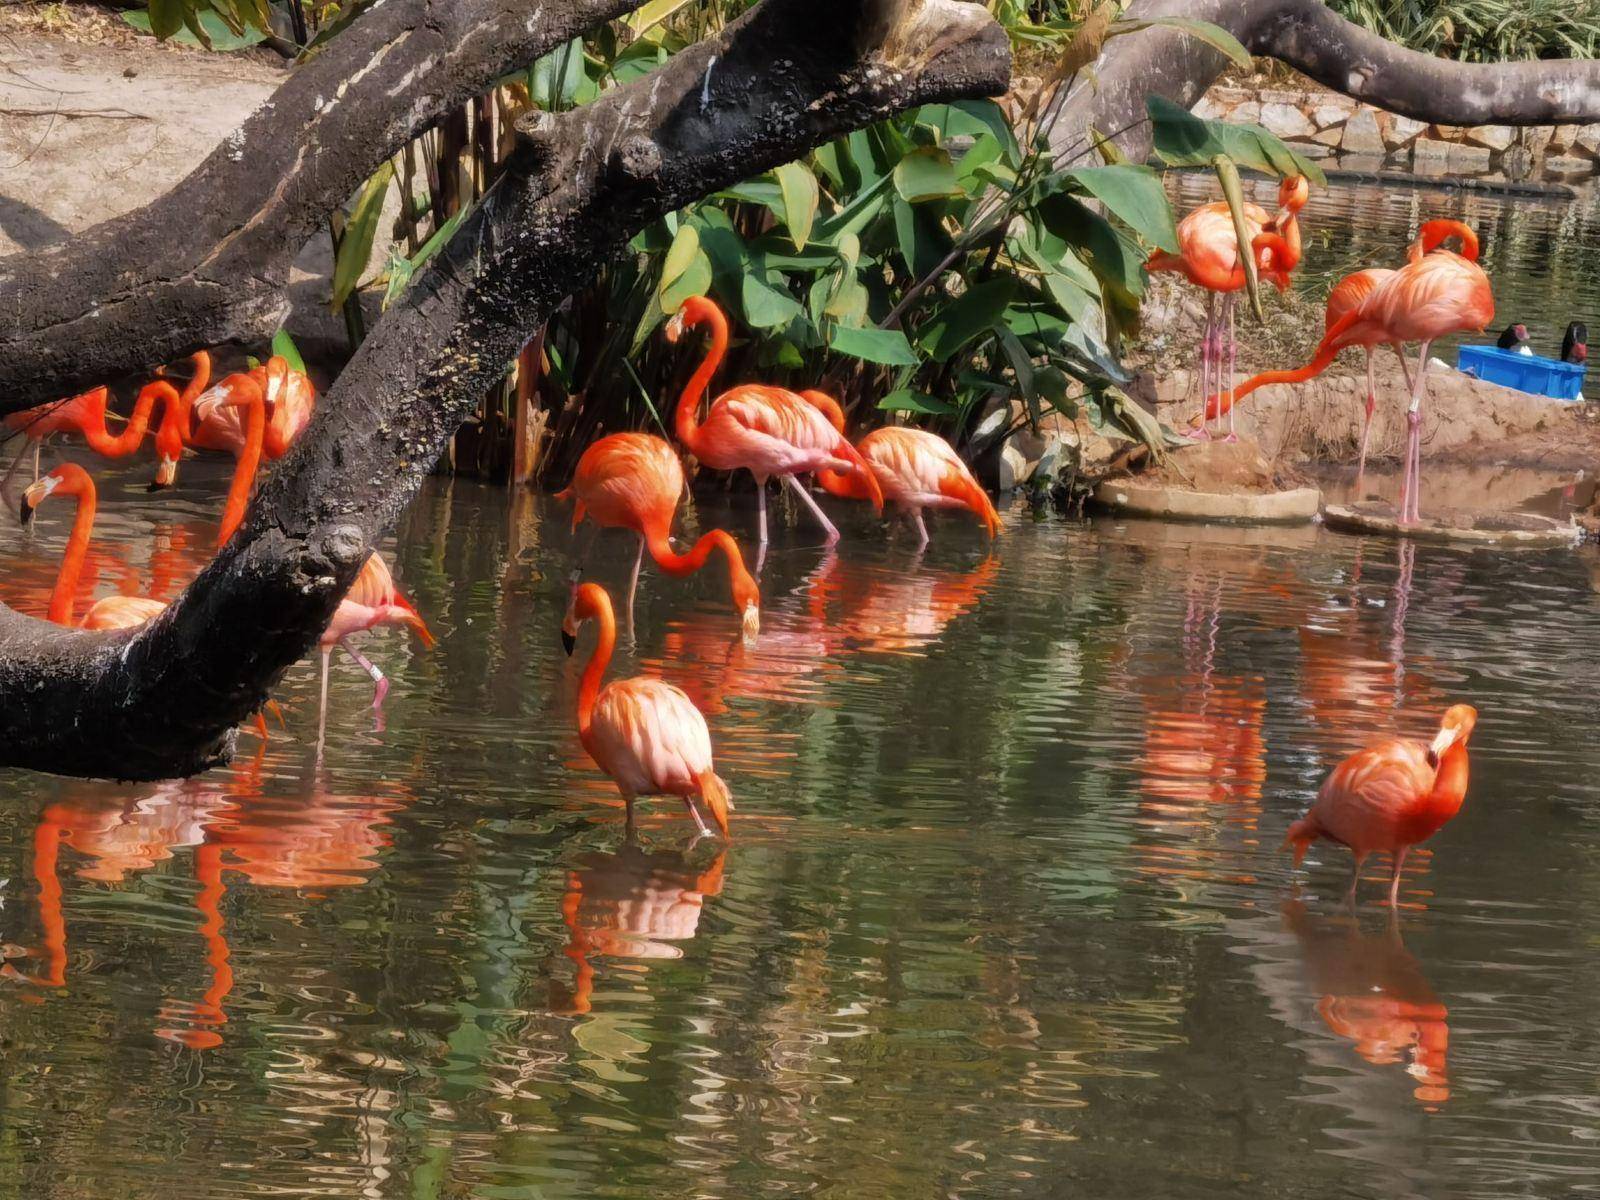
[
  {"xmin": 0, "ymin": 0, "xmax": 1009, "ymax": 780},
  {"xmin": 0, "ymin": 0, "xmax": 645, "ymax": 415},
  {"xmin": 1050, "ymin": 0, "xmax": 1600, "ymax": 166}
]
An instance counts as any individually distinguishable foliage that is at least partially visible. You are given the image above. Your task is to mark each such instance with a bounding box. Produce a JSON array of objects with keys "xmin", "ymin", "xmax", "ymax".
[
  {"xmin": 1329, "ymin": 0, "xmax": 1600, "ymax": 61},
  {"xmin": 120, "ymin": 0, "xmax": 277, "ymax": 49}
]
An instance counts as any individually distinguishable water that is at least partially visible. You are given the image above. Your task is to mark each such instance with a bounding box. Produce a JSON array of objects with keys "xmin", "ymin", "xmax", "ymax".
[
  {"xmin": 1169, "ymin": 171, "xmax": 1600, "ymax": 361},
  {"xmin": 3, "ymin": 457, "xmax": 1600, "ymax": 1198}
]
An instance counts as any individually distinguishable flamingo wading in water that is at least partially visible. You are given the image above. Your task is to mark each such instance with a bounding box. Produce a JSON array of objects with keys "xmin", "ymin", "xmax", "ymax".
[
  {"xmin": 559, "ymin": 432, "xmax": 760, "ymax": 639},
  {"xmin": 563, "ymin": 582, "xmax": 732, "ymax": 838},
  {"xmin": 317, "ymin": 552, "xmax": 436, "ymax": 746},
  {"xmin": 816, "ymin": 427, "xmax": 1000, "ymax": 548},
  {"xmin": 3, "ymin": 380, "xmax": 184, "ymax": 500},
  {"xmin": 1284, "ymin": 703, "xmax": 1478, "ymax": 906},
  {"xmin": 1146, "ymin": 175, "xmax": 1306, "ymax": 441},
  {"xmin": 665, "ymin": 296, "xmax": 883, "ymax": 547}
]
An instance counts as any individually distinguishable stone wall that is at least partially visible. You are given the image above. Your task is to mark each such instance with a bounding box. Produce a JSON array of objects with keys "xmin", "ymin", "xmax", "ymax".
[{"xmin": 1194, "ymin": 85, "xmax": 1600, "ymax": 180}]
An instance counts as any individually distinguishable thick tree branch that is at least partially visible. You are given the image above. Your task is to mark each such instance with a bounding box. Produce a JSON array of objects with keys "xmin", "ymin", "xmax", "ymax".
[
  {"xmin": 0, "ymin": 0, "xmax": 644, "ymax": 414},
  {"xmin": 1050, "ymin": 0, "xmax": 1600, "ymax": 166},
  {"xmin": 0, "ymin": 0, "xmax": 1009, "ymax": 780}
]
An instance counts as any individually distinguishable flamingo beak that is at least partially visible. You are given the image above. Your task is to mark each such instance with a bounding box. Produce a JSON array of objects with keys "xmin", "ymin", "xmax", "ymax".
[
  {"xmin": 1426, "ymin": 725, "xmax": 1459, "ymax": 768},
  {"xmin": 148, "ymin": 456, "xmax": 178, "ymax": 492},
  {"xmin": 665, "ymin": 310, "xmax": 687, "ymax": 343},
  {"xmin": 561, "ymin": 627, "xmax": 577, "ymax": 656},
  {"xmin": 741, "ymin": 602, "xmax": 760, "ymax": 646},
  {"xmin": 19, "ymin": 474, "xmax": 57, "ymax": 525}
]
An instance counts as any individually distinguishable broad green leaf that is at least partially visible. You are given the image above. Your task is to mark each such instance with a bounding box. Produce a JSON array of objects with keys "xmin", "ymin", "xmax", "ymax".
[
  {"xmin": 892, "ymin": 195, "xmax": 948, "ymax": 279},
  {"xmin": 742, "ymin": 271, "xmax": 803, "ymax": 329},
  {"xmin": 659, "ymin": 225, "xmax": 702, "ymax": 295},
  {"xmin": 625, "ymin": 0, "xmax": 694, "ymax": 34},
  {"xmin": 879, "ymin": 389, "xmax": 956, "ymax": 416},
  {"xmin": 1054, "ymin": 164, "xmax": 1179, "ymax": 253},
  {"xmin": 774, "ymin": 162, "xmax": 819, "ymax": 251},
  {"xmin": 916, "ymin": 100, "xmax": 1019, "ymax": 160},
  {"xmin": 124, "ymin": 5, "xmax": 268, "ymax": 48},
  {"xmin": 917, "ymin": 278, "xmax": 1018, "ymax": 361},
  {"xmin": 1147, "ymin": 95, "xmax": 1326, "ymax": 186},
  {"xmin": 830, "ymin": 326, "xmax": 918, "ymax": 367},
  {"xmin": 824, "ymin": 274, "xmax": 869, "ymax": 326},
  {"xmin": 660, "ymin": 248, "xmax": 712, "ymax": 313},
  {"xmin": 147, "ymin": 0, "xmax": 185, "ymax": 39},
  {"xmin": 330, "ymin": 161, "xmax": 394, "ymax": 311},
  {"xmin": 893, "ymin": 147, "xmax": 962, "ymax": 204},
  {"xmin": 956, "ymin": 133, "xmax": 1008, "ymax": 193},
  {"xmin": 1113, "ymin": 16, "xmax": 1252, "ymax": 69},
  {"xmin": 271, "ymin": 329, "xmax": 307, "ymax": 374},
  {"xmin": 997, "ymin": 328, "xmax": 1038, "ymax": 422}
]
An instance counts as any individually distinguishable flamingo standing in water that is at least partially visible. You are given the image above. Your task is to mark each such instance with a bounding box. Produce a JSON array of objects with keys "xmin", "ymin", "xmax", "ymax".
[
  {"xmin": 1210, "ymin": 221, "xmax": 1492, "ymax": 523},
  {"xmin": 816, "ymin": 427, "xmax": 1000, "ymax": 547},
  {"xmin": 563, "ymin": 582, "xmax": 731, "ymax": 838},
  {"xmin": 316, "ymin": 551, "xmax": 436, "ymax": 745},
  {"xmin": 153, "ymin": 355, "xmax": 315, "ymax": 488},
  {"xmin": 1284, "ymin": 703, "xmax": 1477, "ymax": 906},
  {"xmin": 664, "ymin": 296, "xmax": 882, "ymax": 547},
  {"xmin": 1146, "ymin": 175, "xmax": 1307, "ymax": 441},
  {"xmin": 559, "ymin": 432, "xmax": 760, "ymax": 639},
  {"xmin": 2, "ymin": 380, "xmax": 185, "ymax": 499}
]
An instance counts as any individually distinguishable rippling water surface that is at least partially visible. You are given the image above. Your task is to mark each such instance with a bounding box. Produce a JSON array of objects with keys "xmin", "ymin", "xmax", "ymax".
[{"xmin": 3, "ymin": 457, "xmax": 1600, "ymax": 1199}]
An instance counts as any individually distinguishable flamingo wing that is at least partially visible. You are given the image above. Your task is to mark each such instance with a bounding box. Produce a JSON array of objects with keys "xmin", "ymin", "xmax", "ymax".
[
  {"xmin": 588, "ymin": 677, "xmax": 715, "ymax": 798},
  {"xmin": 1311, "ymin": 739, "xmax": 1434, "ymax": 849},
  {"xmin": 80, "ymin": 595, "xmax": 168, "ymax": 631},
  {"xmin": 566, "ymin": 432, "xmax": 684, "ymax": 531}
]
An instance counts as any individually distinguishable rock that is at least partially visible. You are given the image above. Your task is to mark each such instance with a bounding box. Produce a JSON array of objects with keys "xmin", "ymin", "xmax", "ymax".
[
  {"xmin": 1339, "ymin": 108, "xmax": 1385, "ymax": 155},
  {"xmin": 1502, "ymin": 143, "xmax": 1534, "ymax": 182},
  {"xmin": 1387, "ymin": 115, "xmax": 1427, "ymax": 148},
  {"xmin": 1228, "ymin": 100, "xmax": 1261, "ymax": 125},
  {"xmin": 1546, "ymin": 153, "xmax": 1593, "ymax": 175},
  {"xmin": 1547, "ymin": 127, "xmax": 1577, "ymax": 155},
  {"xmin": 1260, "ymin": 102, "xmax": 1314, "ymax": 139},
  {"xmin": 1258, "ymin": 88, "xmax": 1305, "ymax": 106},
  {"xmin": 1465, "ymin": 124, "xmax": 1514, "ymax": 151},
  {"xmin": 1296, "ymin": 142, "xmax": 1333, "ymax": 159},
  {"xmin": 1447, "ymin": 143, "xmax": 1492, "ymax": 172},
  {"xmin": 1311, "ymin": 102, "xmax": 1351, "ymax": 128},
  {"xmin": 998, "ymin": 430, "xmax": 1049, "ymax": 491},
  {"xmin": 1574, "ymin": 124, "xmax": 1600, "ymax": 156},
  {"xmin": 1412, "ymin": 137, "xmax": 1451, "ymax": 163},
  {"xmin": 1191, "ymin": 95, "xmax": 1226, "ymax": 121},
  {"xmin": 1522, "ymin": 127, "xmax": 1555, "ymax": 157},
  {"xmin": 1311, "ymin": 125, "xmax": 1345, "ymax": 147}
]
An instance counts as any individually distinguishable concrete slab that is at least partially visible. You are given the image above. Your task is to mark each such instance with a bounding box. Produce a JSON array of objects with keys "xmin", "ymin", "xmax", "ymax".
[
  {"xmin": 1323, "ymin": 503, "xmax": 1581, "ymax": 549},
  {"xmin": 1093, "ymin": 482, "xmax": 1322, "ymax": 525}
]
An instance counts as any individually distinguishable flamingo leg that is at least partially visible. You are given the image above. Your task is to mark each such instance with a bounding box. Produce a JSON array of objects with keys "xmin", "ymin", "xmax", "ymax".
[
  {"xmin": 1398, "ymin": 340, "xmax": 1432, "ymax": 526},
  {"xmin": 568, "ymin": 520, "xmax": 598, "ymax": 601},
  {"xmin": 1357, "ymin": 349, "xmax": 1377, "ymax": 492},
  {"xmin": 316, "ymin": 647, "xmax": 332, "ymax": 759},
  {"xmin": 1345, "ymin": 851, "xmax": 1368, "ymax": 908},
  {"xmin": 911, "ymin": 507, "xmax": 930, "ymax": 550},
  {"xmin": 622, "ymin": 792, "xmax": 638, "ymax": 838},
  {"xmin": 32, "ymin": 441, "xmax": 41, "ymax": 488},
  {"xmin": 627, "ymin": 533, "xmax": 645, "ymax": 631},
  {"xmin": 339, "ymin": 636, "xmax": 389, "ymax": 712},
  {"xmin": 783, "ymin": 473, "xmax": 841, "ymax": 545},
  {"xmin": 1222, "ymin": 294, "xmax": 1239, "ymax": 443},
  {"xmin": 1190, "ymin": 291, "xmax": 1216, "ymax": 440},
  {"xmin": 685, "ymin": 796, "xmax": 713, "ymax": 838},
  {"xmin": 756, "ymin": 475, "xmax": 769, "ymax": 546},
  {"xmin": 1388, "ymin": 846, "xmax": 1410, "ymax": 907},
  {"xmin": 1391, "ymin": 341, "xmax": 1415, "ymax": 392}
]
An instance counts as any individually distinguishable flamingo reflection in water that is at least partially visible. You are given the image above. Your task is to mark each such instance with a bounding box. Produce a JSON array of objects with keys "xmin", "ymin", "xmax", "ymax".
[
  {"xmin": 552, "ymin": 841, "xmax": 727, "ymax": 1015},
  {"xmin": 1282, "ymin": 898, "xmax": 1450, "ymax": 1109}
]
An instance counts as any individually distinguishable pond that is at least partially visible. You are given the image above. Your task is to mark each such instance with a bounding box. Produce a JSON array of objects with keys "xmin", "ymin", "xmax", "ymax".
[
  {"xmin": 2, "ymin": 455, "xmax": 1600, "ymax": 1197},
  {"xmin": 1169, "ymin": 170, "xmax": 1600, "ymax": 362}
]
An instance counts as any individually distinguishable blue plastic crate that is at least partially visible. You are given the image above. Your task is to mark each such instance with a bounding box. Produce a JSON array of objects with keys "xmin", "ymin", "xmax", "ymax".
[{"xmin": 1457, "ymin": 344, "xmax": 1586, "ymax": 400}]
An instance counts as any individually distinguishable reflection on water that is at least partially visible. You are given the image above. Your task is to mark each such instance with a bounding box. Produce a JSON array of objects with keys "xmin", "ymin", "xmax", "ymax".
[
  {"xmin": 1171, "ymin": 172, "xmax": 1600, "ymax": 361},
  {"xmin": 3, "ymin": 457, "xmax": 1600, "ymax": 1197}
]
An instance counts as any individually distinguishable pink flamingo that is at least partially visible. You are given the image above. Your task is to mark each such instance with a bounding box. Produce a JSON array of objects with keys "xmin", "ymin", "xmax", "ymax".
[
  {"xmin": 316, "ymin": 552, "xmax": 435, "ymax": 744},
  {"xmin": 816, "ymin": 426, "xmax": 1000, "ymax": 547}
]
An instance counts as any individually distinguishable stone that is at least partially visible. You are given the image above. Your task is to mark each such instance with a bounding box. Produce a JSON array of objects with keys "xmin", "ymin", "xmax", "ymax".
[
  {"xmin": 1465, "ymin": 125, "xmax": 1515, "ymax": 151},
  {"xmin": 998, "ymin": 430, "xmax": 1049, "ymax": 491},
  {"xmin": 1387, "ymin": 115, "xmax": 1427, "ymax": 148},
  {"xmin": 1191, "ymin": 95, "xmax": 1225, "ymax": 121},
  {"xmin": 1311, "ymin": 126, "xmax": 1345, "ymax": 147},
  {"xmin": 1547, "ymin": 127, "xmax": 1577, "ymax": 154},
  {"xmin": 1412, "ymin": 137, "xmax": 1451, "ymax": 163},
  {"xmin": 1523, "ymin": 127, "xmax": 1555, "ymax": 157},
  {"xmin": 1228, "ymin": 100, "xmax": 1261, "ymax": 125},
  {"xmin": 1546, "ymin": 153, "xmax": 1593, "ymax": 175},
  {"xmin": 1311, "ymin": 102, "xmax": 1352, "ymax": 128},
  {"xmin": 1339, "ymin": 107, "xmax": 1385, "ymax": 155},
  {"xmin": 1260, "ymin": 102, "xmax": 1314, "ymax": 139},
  {"xmin": 1574, "ymin": 124, "xmax": 1600, "ymax": 156},
  {"xmin": 1447, "ymin": 142, "xmax": 1492, "ymax": 172},
  {"xmin": 1258, "ymin": 88, "xmax": 1305, "ymax": 106}
]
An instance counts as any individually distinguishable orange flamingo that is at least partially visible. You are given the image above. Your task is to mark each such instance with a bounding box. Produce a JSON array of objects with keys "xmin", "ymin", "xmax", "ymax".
[
  {"xmin": 665, "ymin": 296, "xmax": 883, "ymax": 547},
  {"xmin": 1210, "ymin": 221, "xmax": 1492, "ymax": 522},
  {"xmin": 1147, "ymin": 175, "xmax": 1306, "ymax": 441},
  {"xmin": 188, "ymin": 355, "xmax": 314, "ymax": 460},
  {"xmin": 564, "ymin": 582, "xmax": 731, "ymax": 838},
  {"xmin": 558, "ymin": 432, "xmax": 760, "ymax": 639},
  {"xmin": 2, "ymin": 380, "xmax": 183, "ymax": 498},
  {"xmin": 316, "ymin": 551, "xmax": 435, "ymax": 743},
  {"xmin": 1284, "ymin": 703, "xmax": 1477, "ymax": 906},
  {"xmin": 816, "ymin": 426, "xmax": 1000, "ymax": 547},
  {"xmin": 149, "ymin": 351, "xmax": 215, "ymax": 489}
]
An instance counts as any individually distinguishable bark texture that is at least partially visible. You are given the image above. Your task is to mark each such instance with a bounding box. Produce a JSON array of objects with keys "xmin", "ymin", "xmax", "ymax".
[
  {"xmin": 1050, "ymin": 0, "xmax": 1600, "ymax": 166},
  {"xmin": 0, "ymin": 0, "xmax": 643, "ymax": 414},
  {"xmin": 0, "ymin": 0, "xmax": 1009, "ymax": 780}
]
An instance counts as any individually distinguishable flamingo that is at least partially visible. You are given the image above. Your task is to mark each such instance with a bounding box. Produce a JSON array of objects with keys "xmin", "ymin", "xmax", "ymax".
[
  {"xmin": 563, "ymin": 581, "xmax": 731, "ymax": 838},
  {"xmin": 1146, "ymin": 175, "xmax": 1307, "ymax": 441},
  {"xmin": 1284, "ymin": 703, "xmax": 1477, "ymax": 907},
  {"xmin": 664, "ymin": 296, "xmax": 883, "ymax": 547},
  {"xmin": 558, "ymin": 432, "xmax": 761, "ymax": 639},
  {"xmin": 316, "ymin": 551, "xmax": 436, "ymax": 746},
  {"xmin": 149, "ymin": 351, "xmax": 215, "ymax": 489},
  {"xmin": 1209, "ymin": 221, "xmax": 1492, "ymax": 523},
  {"xmin": 153, "ymin": 355, "xmax": 314, "ymax": 488},
  {"xmin": 2, "ymin": 380, "xmax": 183, "ymax": 500},
  {"xmin": 816, "ymin": 426, "xmax": 1000, "ymax": 547}
]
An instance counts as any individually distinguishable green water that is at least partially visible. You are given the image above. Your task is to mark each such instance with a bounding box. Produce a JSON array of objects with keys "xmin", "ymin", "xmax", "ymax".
[{"xmin": 2, "ymin": 458, "xmax": 1599, "ymax": 1198}]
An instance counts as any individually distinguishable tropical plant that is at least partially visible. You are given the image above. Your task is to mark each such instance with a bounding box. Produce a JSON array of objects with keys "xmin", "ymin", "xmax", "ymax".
[{"xmin": 1330, "ymin": 0, "xmax": 1600, "ymax": 62}]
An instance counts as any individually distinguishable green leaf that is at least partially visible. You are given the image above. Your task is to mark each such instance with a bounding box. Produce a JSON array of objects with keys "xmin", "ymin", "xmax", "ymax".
[
  {"xmin": 774, "ymin": 162, "xmax": 819, "ymax": 251},
  {"xmin": 124, "ymin": 5, "xmax": 268, "ymax": 49},
  {"xmin": 1053, "ymin": 164, "xmax": 1179, "ymax": 254},
  {"xmin": 1113, "ymin": 17, "xmax": 1252, "ymax": 69},
  {"xmin": 917, "ymin": 278, "xmax": 1018, "ymax": 361},
  {"xmin": 625, "ymin": 0, "xmax": 695, "ymax": 34},
  {"xmin": 330, "ymin": 162, "xmax": 395, "ymax": 312},
  {"xmin": 742, "ymin": 270, "xmax": 803, "ymax": 329},
  {"xmin": 879, "ymin": 389, "xmax": 956, "ymax": 416},
  {"xmin": 660, "ymin": 248, "xmax": 712, "ymax": 314},
  {"xmin": 830, "ymin": 326, "xmax": 919, "ymax": 367},
  {"xmin": 659, "ymin": 224, "xmax": 701, "ymax": 296},
  {"xmin": 147, "ymin": 0, "xmax": 185, "ymax": 39},
  {"xmin": 893, "ymin": 146, "xmax": 962, "ymax": 204},
  {"xmin": 270, "ymin": 329, "xmax": 307, "ymax": 374},
  {"xmin": 1147, "ymin": 95, "xmax": 1326, "ymax": 186}
]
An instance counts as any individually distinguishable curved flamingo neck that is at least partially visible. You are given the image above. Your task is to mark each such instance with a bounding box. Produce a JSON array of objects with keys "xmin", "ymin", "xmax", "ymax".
[
  {"xmin": 261, "ymin": 359, "xmax": 296, "ymax": 457},
  {"xmin": 48, "ymin": 480, "xmax": 98, "ymax": 625},
  {"xmin": 675, "ymin": 305, "xmax": 728, "ymax": 451},
  {"xmin": 76, "ymin": 387, "xmax": 163, "ymax": 458},
  {"xmin": 216, "ymin": 380, "xmax": 267, "ymax": 546},
  {"xmin": 1207, "ymin": 336, "xmax": 1342, "ymax": 420},
  {"xmin": 816, "ymin": 466, "xmax": 872, "ymax": 500},
  {"xmin": 1428, "ymin": 742, "xmax": 1470, "ymax": 816},
  {"xmin": 576, "ymin": 600, "xmax": 616, "ymax": 738},
  {"xmin": 1411, "ymin": 220, "xmax": 1479, "ymax": 263}
]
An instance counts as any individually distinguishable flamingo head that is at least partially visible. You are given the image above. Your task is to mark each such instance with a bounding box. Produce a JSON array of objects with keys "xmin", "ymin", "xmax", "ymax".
[
  {"xmin": 20, "ymin": 464, "xmax": 86, "ymax": 525},
  {"xmin": 1273, "ymin": 174, "xmax": 1310, "ymax": 224},
  {"xmin": 150, "ymin": 454, "xmax": 179, "ymax": 492},
  {"xmin": 1426, "ymin": 703, "xmax": 1478, "ymax": 767},
  {"xmin": 562, "ymin": 581, "xmax": 610, "ymax": 655},
  {"xmin": 665, "ymin": 308, "xmax": 690, "ymax": 343}
]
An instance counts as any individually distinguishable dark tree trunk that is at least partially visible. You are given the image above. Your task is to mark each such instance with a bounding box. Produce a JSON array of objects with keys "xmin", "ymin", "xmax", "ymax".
[
  {"xmin": 0, "ymin": 0, "xmax": 1009, "ymax": 780},
  {"xmin": 1049, "ymin": 0, "xmax": 1600, "ymax": 167},
  {"xmin": 0, "ymin": 0, "xmax": 645, "ymax": 415}
]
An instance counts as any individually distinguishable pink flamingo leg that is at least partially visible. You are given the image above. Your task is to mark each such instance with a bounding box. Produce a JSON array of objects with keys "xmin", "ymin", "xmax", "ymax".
[
  {"xmin": 1346, "ymin": 851, "xmax": 1368, "ymax": 908},
  {"xmin": 911, "ymin": 507, "xmax": 930, "ymax": 550},
  {"xmin": 1189, "ymin": 292, "xmax": 1216, "ymax": 441},
  {"xmin": 1387, "ymin": 845, "xmax": 1410, "ymax": 907},
  {"xmin": 685, "ymin": 797, "xmax": 714, "ymax": 839},
  {"xmin": 783, "ymin": 473, "xmax": 841, "ymax": 545},
  {"xmin": 1356, "ymin": 349, "xmax": 1377, "ymax": 492},
  {"xmin": 755, "ymin": 476, "xmax": 769, "ymax": 546},
  {"xmin": 1, "ymin": 439, "xmax": 31, "ymax": 500},
  {"xmin": 1398, "ymin": 340, "xmax": 1432, "ymax": 526},
  {"xmin": 1222, "ymin": 294, "xmax": 1240, "ymax": 443},
  {"xmin": 627, "ymin": 533, "xmax": 645, "ymax": 629},
  {"xmin": 316, "ymin": 647, "xmax": 332, "ymax": 759},
  {"xmin": 340, "ymin": 636, "xmax": 389, "ymax": 712}
]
